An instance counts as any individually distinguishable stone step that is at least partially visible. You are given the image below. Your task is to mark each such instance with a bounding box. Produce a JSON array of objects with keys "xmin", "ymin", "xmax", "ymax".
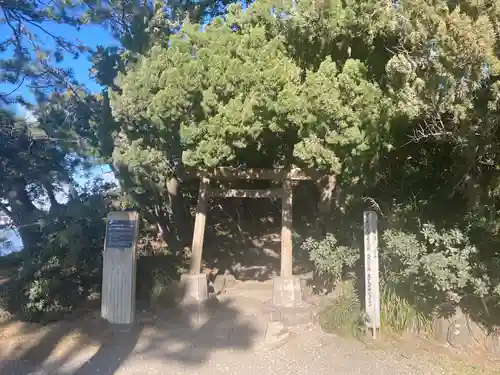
[{"xmin": 262, "ymin": 301, "xmax": 318, "ymax": 327}]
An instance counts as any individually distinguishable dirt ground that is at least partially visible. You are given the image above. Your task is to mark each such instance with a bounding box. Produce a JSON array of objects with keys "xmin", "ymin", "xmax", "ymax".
[
  {"xmin": 1, "ymin": 309, "xmax": 499, "ymax": 375},
  {"xmin": 0, "ymin": 280, "xmax": 500, "ymax": 375},
  {"xmin": 363, "ymin": 332, "xmax": 500, "ymax": 375}
]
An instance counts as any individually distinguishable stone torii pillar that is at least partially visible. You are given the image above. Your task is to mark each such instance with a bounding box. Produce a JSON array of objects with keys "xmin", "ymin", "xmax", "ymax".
[
  {"xmin": 271, "ymin": 178, "xmax": 302, "ymax": 307},
  {"xmin": 179, "ymin": 177, "xmax": 210, "ymax": 304}
]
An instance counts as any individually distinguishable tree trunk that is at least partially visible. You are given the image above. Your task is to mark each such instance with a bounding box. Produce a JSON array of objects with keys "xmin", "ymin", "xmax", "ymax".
[
  {"xmin": 167, "ymin": 177, "xmax": 190, "ymax": 246},
  {"xmin": 153, "ymin": 203, "xmax": 172, "ymax": 243},
  {"xmin": 43, "ymin": 179, "xmax": 63, "ymax": 215},
  {"xmin": 168, "ymin": 120, "xmax": 190, "ymax": 246},
  {"xmin": 7, "ymin": 178, "xmax": 44, "ymax": 251},
  {"xmin": 316, "ymin": 174, "xmax": 337, "ymax": 235}
]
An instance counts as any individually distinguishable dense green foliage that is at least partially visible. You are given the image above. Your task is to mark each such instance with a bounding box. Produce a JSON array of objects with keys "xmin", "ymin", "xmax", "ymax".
[
  {"xmin": 4, "ymin": 0, "xmax": 500, "ymax": 328},
  {"xmin": 103, "ymin": 0, "xmax": 500, "ymax": 248},
  {"xmin": 0, "ymin": 191, "xmax": 109, "ymax": 322}
]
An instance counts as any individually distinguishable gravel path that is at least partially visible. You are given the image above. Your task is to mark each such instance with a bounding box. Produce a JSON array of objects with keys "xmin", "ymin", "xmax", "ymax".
[
  {"xmin": 0, "ymin": 303, "xmax": 445, "ymax": 375},
  {"xmin": 86, "ymin": 328, "xmax": 444, "ymax": 375},
  {"xmin": 0, "ymin": 282, "xmax": 447, "ymax": 375},
  {"xmin": 1, "ymin": 328, "xmax": 445, "ymax": 375}
]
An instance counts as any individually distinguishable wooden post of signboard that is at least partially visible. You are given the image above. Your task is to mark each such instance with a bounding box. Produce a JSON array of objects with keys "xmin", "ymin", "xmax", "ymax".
[
  {"xmin": 101, "ymin": 211, "xmax": 139, "ymax": 325},
  {"xmin": 363, "ymin": 210, "xmax": 380, "ymax": 338}
]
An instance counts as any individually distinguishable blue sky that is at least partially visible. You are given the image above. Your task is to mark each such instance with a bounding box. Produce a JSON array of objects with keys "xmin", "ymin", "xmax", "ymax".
[
  {"xmin": 1, "ymin": 22, "xmax": 120, "ymax": 103},
  {"xmin": 0, "ymin": 20, "xmax": 121, "ymax": 254},
  {"xmin": 1, "ymin": 5, "xmax": 240, "ymax": 182},
  {"xmin": 0, "ymin": 7, "xmax": 236, "ymax": 253},
  {"xmin": 1, "ymin": 20, "xmax": 121, "ymax": 181},
  {"xmin": 1, "ymin": 3, "xmax": 240, "ymax": 104}
]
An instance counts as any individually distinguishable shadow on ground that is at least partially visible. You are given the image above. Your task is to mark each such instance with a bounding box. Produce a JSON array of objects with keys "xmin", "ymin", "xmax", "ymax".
[
  {"xmin": 0, "ymin": 297, "xmax": 261, "ymax": 375},
  {"xmin": 202, "ymin": 216, "xmax": 282, "ymax": 282}
]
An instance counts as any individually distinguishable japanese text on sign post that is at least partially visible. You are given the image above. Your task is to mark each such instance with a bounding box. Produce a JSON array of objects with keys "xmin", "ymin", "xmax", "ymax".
[
  {"xmin": 364, "ymin": 210, "xmax": 380, "ymax": 329},
  {"xmin": 105, "ymin": 219, "xmax": 137, "ymax": 249}
]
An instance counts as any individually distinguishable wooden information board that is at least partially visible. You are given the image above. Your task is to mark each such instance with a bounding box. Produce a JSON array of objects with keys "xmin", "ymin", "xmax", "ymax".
[{"xmin": 101, "ymin": 211, "xmax": 139, "ymax": 325}]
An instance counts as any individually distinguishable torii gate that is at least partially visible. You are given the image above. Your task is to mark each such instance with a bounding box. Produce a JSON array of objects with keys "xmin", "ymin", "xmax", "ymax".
[{"xmin": 181, "ymin": 167, "xmax": 321, "ymax": 308}]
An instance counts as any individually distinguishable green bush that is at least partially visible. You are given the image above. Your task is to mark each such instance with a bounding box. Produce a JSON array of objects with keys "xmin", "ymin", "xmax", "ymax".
[
  {"xmin": 319, "ymin": 281, "xmax": 366, "ymax": 337},
  {"xmin": 17, "ymin": 269, "xmax": 83, "ymax": 322},
  {"xmin": 0, "ymin": 251, "xmax": 23, "ymax": 270},
  {"xmin": 309, "ymin": 223, "xmax": 498, "ymax": 337},
  {"xmin": 382, "ymin": 224, "xmax": 491, "ymax": 305},
  {"xmin": 136, "ymin": 254, "xmax": 186, "ymax": 306},
  {"xmin": 319, "ymin": 282, "xmax": 434, "ymax": 336},
  {"xmin": 3, "ymin": 195, "xmax": 107, "ymax": 323},
  {"xmin": 302, "ymin": 233, "xmax": 358, "ymax": 288},
  {"xmin": 149, "ymin": 270, "xmax": 177, "ymax": 307},
  {"xmin": 380, "ymin": 285, "xmax": 433, "ymax": 335}
]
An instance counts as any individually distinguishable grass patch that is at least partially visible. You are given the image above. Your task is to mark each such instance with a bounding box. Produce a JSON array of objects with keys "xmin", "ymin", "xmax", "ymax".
[
  {"xmin": 146, "ymin": 268, "xmax": 179, "ymax": 308},
  {"xmin": 380, "ymin": 286, "xmax": 433, "ymax": 335},
  {"xmin": 319, "ymin": 281, "xmax": 434, "ymax": 340},
  {"xmin": 318, "ymin": 281, "xmax": 366, "ymax": 337}
]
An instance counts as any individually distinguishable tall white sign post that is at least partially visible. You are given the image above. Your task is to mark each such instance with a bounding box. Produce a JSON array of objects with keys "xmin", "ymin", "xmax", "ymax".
[
  {"xmin": 363, "ymin": 210, "xmax": 380, "ymax": 338},
  {"xmin": 101, "ymin": 211, "xmax": 139, "ymax": 325}
]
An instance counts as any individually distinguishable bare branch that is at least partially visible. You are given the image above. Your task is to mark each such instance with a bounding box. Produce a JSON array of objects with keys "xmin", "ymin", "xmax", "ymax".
[
  {"xmin": 1, "ymin": 6, "xmax": 23, "ymax": 83},
  {"xmin": 0, "ymin": 203, "xmax": 12, "ymax": 215},
  {"xmin": 0, "ymin": 76, "xmax": 25, "ymax": 99},
  {"xmin": 405, "ymin": 110, "xmax": 455, "ymax": 146},
  {"xmin": 14, "ymin": 11, "xmax": 74, "ymax": 52}
]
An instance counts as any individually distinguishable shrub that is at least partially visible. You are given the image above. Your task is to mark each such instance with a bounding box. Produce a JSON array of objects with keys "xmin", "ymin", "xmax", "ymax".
[
  {"xmin": 302, "ymin": 233, "xmax": 358, "ymax": 287},
  {"xmin": 149, "ymin": 270, "xmax": 177, "ymax": 307},
  {"xmin": 3, "ymin": 195, "xmax": 107, "ymax": 322},
  {"xmin": 136, "ymin": 254, "xmax": 186, "ymax": 306},
  {"xmin": 18, "ymin": 268, "xmax": 83, "ymax": 322},
  {"xmin": 380, "ymin": 285, "xmax": 433, "ymax": 335},
  {"xmin": 382, "ymin": 224, "xmax": 490, "ymax": 306},
  {"xmin": 319, "ymin": 280, "xmax": 366, "ymax": 337},
  {"xmin": 0, "ymin": 251, "xmax": 23, "ymax": 270},
  {"xmin": 310, "ymin": 222, "xmax": 497, "ymax": 337}
]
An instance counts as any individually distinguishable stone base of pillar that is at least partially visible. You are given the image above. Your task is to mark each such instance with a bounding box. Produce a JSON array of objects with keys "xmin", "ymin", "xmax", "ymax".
[
  {"xmin": 179, "ymin": 273, "xmax": 210, "ymax": 327},
  {"xmin": 180, "ymin": 273, "xmax": 208, "ymax": 303},
  {"xmin": 272, "ymin": 276, "xmax": 302, "ymax": 308}
]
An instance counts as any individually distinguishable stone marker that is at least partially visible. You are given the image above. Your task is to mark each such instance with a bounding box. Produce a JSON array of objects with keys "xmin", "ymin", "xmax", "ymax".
[
  {"xmin": 101, "ymin": 211, "xmax": 139, "ymax": 325},
  {"xmin": 272, "ymin": 276, "xmax": 302, "ymax": 308},
  {"xmin": 363, "ymin": 210, "xmax": 380, "ymax": 334}
]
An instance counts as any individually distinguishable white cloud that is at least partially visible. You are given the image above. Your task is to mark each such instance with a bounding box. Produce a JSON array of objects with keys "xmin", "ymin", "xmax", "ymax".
[
  {"xmin": 101, "ymin": 171, "xmax": 118, "ymax": 184},
  {"xmin": 15, "ymin": 104, "xmax": 37, "ymax": 124},
  {"xmin": 24, "ymin": 109, "xmax": 37, "ymax": 124}
]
